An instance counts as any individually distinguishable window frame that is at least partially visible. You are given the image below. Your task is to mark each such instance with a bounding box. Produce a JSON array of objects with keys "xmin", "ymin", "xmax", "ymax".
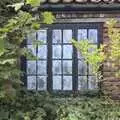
[{"xmin": 21, "ymin": 22, "xmax": 103, "ymax": 94}]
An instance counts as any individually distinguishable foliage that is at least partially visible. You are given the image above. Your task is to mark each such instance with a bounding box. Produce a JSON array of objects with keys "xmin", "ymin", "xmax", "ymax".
[
  {"xmin": 72, "ymin": 19, "xmax": 120, "ymax": 81},
  {"xmin": 0, "ymin": 0, "xmax": 55, "ymax": 99},
  {"xmin": 72, "ymin": 39, "xmax": 105, "ymax": 80},
  {"xmin": 0, "ymin": 91, "xmax": 120, "ymax": 120},
  {"xmin": 106, "ymin": 19, "xmax": 120, "ymax": 77}
]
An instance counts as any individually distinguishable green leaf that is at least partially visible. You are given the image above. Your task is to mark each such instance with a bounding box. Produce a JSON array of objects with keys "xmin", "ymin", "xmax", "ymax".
[
  {"xmin": 0, "ymin": 37, "xmax": 5, "ymax": 54},
  {"xmin": 42, "ymin": 12, "xmax": 55, "ymax": 24},
  {"xmin": 26, "ymin": 0, "xmax": 41, "ymax": 7},
  {"xmin": 7, "ymin": 3, "xmax": 24, "ymax": 11}
]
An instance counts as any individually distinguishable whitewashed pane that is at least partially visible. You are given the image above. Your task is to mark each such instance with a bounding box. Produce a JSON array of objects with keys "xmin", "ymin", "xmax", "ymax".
[
  {"xmin": 78, "ymin": 76, "xmax": 87, "ymax": 90},
  {"xmin": 78, "ymin": 51, "xmax": 84, "ymax": 59},
  {"xmin": 53, "ymin": 76, "xmax": 62, "ymax": 90},
  {"xmin": 38, "ymin": 45, "xmax": 47, "ymax": 59},
  {"xmin": 88, "ymin": 45, "xmax": 97, "ymax": 53},
  {"xmin": 78, "ymin": 29, "xmax": 87, "ymax": 41},
  {"xmin": 89, "ymin": 29, "xmax": 98, "ymax": 43},
  {"xmin": 37, "ymin": 76, "xmax": 47, "ymax": 90},
  {"xmin": 27, "ymin": 61, "xmax": 36, "ymax": 75},
  {"xmin": 27, "ymin": 76, "xmax": 36, "ymax": 90},
  {"xmin": 78, "ymin": 60, "xmax": 87, "ymax": 75},
  {"xmin": 27, "ymin": 45, "xmax": 36, "ymax": 56},
  {"xmin": 53, "ymin": 60, "xmax": 61, "ymax": 74},
  {"xmin": 38, "ymin": 61, "xmax": 46, "ymax": 75},
  {"xmin": 63, "ymin": 30, "xmax": 72, "ymax": 43},
  {"xmin": 52, "ymin": 30, "xmax": 62, "ymax": 43},
  {"xmin": 88, "ymin": 76, "xmax": 98, "ymax": 89},
  {"xmin": 37, "ymin": 30, "xmax": 47, "ymax": 44},
  {"xmin": 53, "ymin": 45, "xmax": 61, "ymax": 59},
  {"xmin": 63, "ymin": 45, "xmax": 72, "ymax": 59},
  {"xmin": 63, "ymin": 76, "xmax": 72, "ymax": 90},
  {"xmin": 89, "ymin": 64, "xmax": 95, "ymax": 75},
  {"xmin": 27, "ymin": 32, "xmax": 36, "ymax": 44},
  {"xmin": 63, "ymin": 61, "xmax": 72, "ymax": 74}
]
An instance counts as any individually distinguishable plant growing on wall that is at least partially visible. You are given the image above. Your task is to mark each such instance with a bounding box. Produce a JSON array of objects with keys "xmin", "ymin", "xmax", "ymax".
[
  {"xmin": 0, "ymin": 0, "xmax": 55, "ymax": 99},
  {"xmin": 72, "ymin": 19, "xmax": 120, "ymax": 92}
]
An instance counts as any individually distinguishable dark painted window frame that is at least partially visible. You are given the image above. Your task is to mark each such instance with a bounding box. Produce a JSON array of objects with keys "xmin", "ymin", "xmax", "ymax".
[{"xmin": 21, "ymin": 22, "xmax": 103, "ymax": 94}]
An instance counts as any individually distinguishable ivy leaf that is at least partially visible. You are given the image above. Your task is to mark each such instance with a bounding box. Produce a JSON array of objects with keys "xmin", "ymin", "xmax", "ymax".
[
  {"xmin": 26, "ymin": 0, "xmax": 41, "ymax": 7},
  {"xmin": 0, "ymin": 59, "xmax": 16, "ymax": 65},
  {"xmin": 42, "ymin": 12, "xmax": 55, "ymax": 24},
  {"xmin": 0, "ymin": 37, "xmax": 5, "ymax": 55},
  {"xmin": 7, "ymin": 3, "xmax": 24, "ymax": 11}
]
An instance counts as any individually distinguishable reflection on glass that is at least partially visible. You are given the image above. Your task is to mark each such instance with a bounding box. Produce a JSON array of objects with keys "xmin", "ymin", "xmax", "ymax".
[
  {"xmin": 78, "ymin": 76, "xmax": 87, "ymax": 90},
  {"xmin": 37, "ymin": 76, "xmax": 46, "ymax": 90},
  {"xmin": 37, "ymin": 61, "xmax": 46, "ymax": 75},
  {"xmin": 27, "ymin": 32, "xmax": 36, "ymax": 44},
  {"xmin": 78, "ymin": 60, "xmax": 87, "ymax": 75},
  {"xmin": 52, "ymin": 30, "xmax": 62, "ymax": 43},
  {"xmin": 27, "ymin": 45, "xmax": 36, "ymax": 57},
  {"xmin": 27, "ymin": 61, "xmax": 36, "ymax": 75},
  {"xmin": 53, "ymin": 76, "xmax": 62, "ymax": 90},
  {"xmin": 37, "ymin": 30, "xmax": 47, "ymax": 43},
  {"xmin": 53, "ymin": 45, "xmax": 61, "ymax": 59},
  {"xmin": 38, "ymin": 45, "xmax": 47, "ymax": 59},
  {"xmin": 78, "ymin": 29, "xmax": 87, "ymax": 41},
  {"xmin": 88, "ymin": 76, "xmax": 98, "ymax": 89},
  {"xmin": 53, "ymin": 60, "xmax": 61, "ymax": 74},
  {"xmin": 63, "ymin": 30, "xmax": 72, "ymax": 43},
  {"xmin": 63, "ymin": 76, "xmax": 72, "ymax": 90},
  {"xmin": 63, "ymin": 45, "xmax": 72, "ymax": 59},
  {"xmin": 63, "ymin": 61, "xmax": 72, "ymax": 74},
  {"xmin": 89, "ymin": 29, "xmax": 98, "ymax": 43},
  {"xmin": 27, "ymin": 76, "xmax": 36, "ymax": 90}
]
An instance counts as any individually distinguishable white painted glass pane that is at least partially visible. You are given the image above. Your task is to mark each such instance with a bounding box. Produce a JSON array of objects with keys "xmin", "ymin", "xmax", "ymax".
[
  {"xmin": 88, "ymin": 76, "xmax": 98, "ymax": 89},
  {"xmin": 27, "ymin": 61, "xmax": 36, "ymax": 75},
  {"xmin": 53, "ymin": 76, "xmax": 62, "ymax": 90},
  {"xmin": 37, "ymin": 61, "xmax": 46, "ymax": 75},
  {"xmin": 63, "ymin": 45, "xmax": 72, "ymax": 59},
  {"xmin": 78, "ymin": 29, "xmax": 87, "ymax": 41},
  {"xmin": 38, "ymin": 45, "xmax": 47, "ymax": 59},
  {"xmin": 88, "ymin": 45, "xmax": 98, "ymax": 53},
  {"xmin": 63, "ymin": 76, "xmax": 72, "ymax": 90},
  {"xmin": 37, "ymin": 76, "xmax": 47, "ymax": 90},
  {"xmin": 63, "ymin": 61, "xmax": 72, "ymax": 74},
  {"xmin": 53, "ymin": 60, "xmax": 61, "ymax": 74},
  {"xmin": 27, "ymin": 76, "xmax": 36, "ymax": 90},
  {"xmin": 88, "ymin": 29, "xmax": 98, "ymax": 43},
  {"xmin": 53, "ymin": 45, "xmax": 61, "ymax": 59},
  {"xmin": 78, "ymin": 76, "xmax": 87, "ymax": 90},
  {"xmin": 37, "ymin": 30, "xmax": 47, "ymax": 44},
  {"xmin": 78, "ymin": 51, "xmax": 84, "ymax": 59},
  {"xmin": 27, "ymin": 32, "xmax": 36, "ymax": 44},
  {"xmin": 63, "ymin": 30, "xmax": 72, "ymax": 43},
  {"xmin": 52, "ymin": 30, "xmax": 62, "ymax": 43},
  {"xmin": 89, "ymin": 64, "xmax": 95, "ymax": 75},
  {"xmin": 78, "ymin": 60, "xmax": 87, "ymax": 75},
  {"xmin": 27, "ymin": 45, "xmax": 36, "ymax": 56}
]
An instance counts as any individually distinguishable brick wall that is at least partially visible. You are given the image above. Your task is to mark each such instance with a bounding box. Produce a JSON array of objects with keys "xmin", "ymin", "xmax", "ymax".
[{"xmin": 102, "ymin": 22, "xmax": 120, "ymax": 99}]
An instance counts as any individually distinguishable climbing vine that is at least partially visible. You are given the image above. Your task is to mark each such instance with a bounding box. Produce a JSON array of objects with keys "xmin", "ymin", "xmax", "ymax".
[{"xmin": 0, "ymin": 0, "xmax": 55, "ymax": 99}]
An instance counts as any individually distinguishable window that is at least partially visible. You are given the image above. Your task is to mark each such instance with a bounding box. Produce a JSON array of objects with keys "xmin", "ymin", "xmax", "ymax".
[{"xmin": 23, "ymin": 23, "xmax": 102, "ymax": 92}]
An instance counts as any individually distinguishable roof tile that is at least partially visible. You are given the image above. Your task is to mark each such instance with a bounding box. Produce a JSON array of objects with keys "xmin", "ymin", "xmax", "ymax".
[{"xmin": 41, "ymin": 0, "xmax": 120, "ymax": 3}]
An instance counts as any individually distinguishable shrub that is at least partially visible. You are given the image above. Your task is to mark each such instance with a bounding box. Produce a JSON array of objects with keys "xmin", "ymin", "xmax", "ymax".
[{"xmin": 0, "ymin": 90, "xmax": 120, "ymax": 120}]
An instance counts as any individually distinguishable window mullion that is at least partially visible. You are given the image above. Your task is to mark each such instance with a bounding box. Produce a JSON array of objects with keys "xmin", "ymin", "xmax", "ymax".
[{"xmin": 47, "ymin": 29, "xmax": 53, "ymax": 92}]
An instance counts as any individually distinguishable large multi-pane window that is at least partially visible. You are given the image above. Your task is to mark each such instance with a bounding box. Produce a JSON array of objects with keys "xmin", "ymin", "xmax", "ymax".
[{"xmin": 23, "ymin": 23, "xmax": 102, "ymax": 91}]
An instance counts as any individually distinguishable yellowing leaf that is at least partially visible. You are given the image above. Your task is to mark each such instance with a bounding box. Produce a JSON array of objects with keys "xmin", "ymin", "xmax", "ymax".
[{"xmin": 26, "ymin": 0, "xmax": 41, "ymax": 7}]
